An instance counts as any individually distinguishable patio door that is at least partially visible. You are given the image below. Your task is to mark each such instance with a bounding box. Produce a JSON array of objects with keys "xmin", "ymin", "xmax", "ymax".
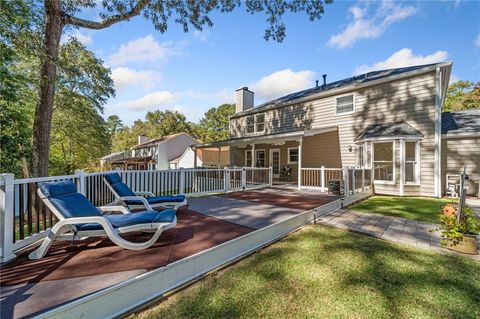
[{"xmin": 269, "ymin": 149, "xmax": 281, "ymax": 179}]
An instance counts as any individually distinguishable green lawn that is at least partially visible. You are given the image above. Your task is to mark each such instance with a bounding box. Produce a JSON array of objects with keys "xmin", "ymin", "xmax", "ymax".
[
  {"xmin": 350, "ymin": 196, "xmax": 458, "ymax": 224},
  {"xmin": 130, "ymin": 226, "xmax": 479, "ymax": 319}
]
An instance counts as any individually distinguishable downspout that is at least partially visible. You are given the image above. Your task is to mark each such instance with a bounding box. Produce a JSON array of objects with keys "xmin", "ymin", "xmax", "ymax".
[{"xmin": 434, "ymin": 67, "xmax": 442, "ymax": 198}]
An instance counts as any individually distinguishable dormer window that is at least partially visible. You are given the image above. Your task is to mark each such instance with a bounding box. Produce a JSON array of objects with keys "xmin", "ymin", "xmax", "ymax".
[{"xmin": 336, "ymin": 94, "xmax": 355, "ymax": 114}]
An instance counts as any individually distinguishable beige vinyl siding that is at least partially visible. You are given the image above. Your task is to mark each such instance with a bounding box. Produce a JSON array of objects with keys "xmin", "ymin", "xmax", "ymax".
[
  {"xmin": 230, "ymin": 71, "xmax": 438, "ymax": 196},
  {"xmin": 302, "ymin": 131, "xmax": 342, "ymax": 168},
  {"xmin": 441, "ymin": 137, "xmax": 480, "ymax": 193}
]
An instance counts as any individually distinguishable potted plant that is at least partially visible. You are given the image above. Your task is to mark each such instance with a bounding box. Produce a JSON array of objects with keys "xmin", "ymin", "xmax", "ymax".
[{"xmin": 440, "ymin": 206, "xmax": 480, "ymax": 255}]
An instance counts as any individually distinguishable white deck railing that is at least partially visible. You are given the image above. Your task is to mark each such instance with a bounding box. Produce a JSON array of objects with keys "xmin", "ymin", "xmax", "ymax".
[
  {"xmin": 0, "ymin": 167, "xmax": 272, "ymax": 262},
  {"xmin": 300, "ymin": 166, "xmax": 372, "ymax": 194}
]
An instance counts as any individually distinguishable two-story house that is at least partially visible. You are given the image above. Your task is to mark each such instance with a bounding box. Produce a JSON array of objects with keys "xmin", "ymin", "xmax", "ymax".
[{"xmin": 194, "ymin": 62, "xmax": 480, "ymax": 197}]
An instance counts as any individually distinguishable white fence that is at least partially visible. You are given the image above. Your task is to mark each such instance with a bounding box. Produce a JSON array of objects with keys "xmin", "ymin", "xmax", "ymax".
[
  {"xmin": 0, "ymin": 167, "xmax": 272, "ymax": 262},
  {"xmin": 300, "ymin": 166, "xmax": 372, "ymax": 194}
]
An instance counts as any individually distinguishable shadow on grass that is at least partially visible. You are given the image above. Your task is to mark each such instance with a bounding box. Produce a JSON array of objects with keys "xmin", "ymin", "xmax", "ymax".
[{"xmin": 133, "ymin": 227, "xmax": 480, "ymax": 319}]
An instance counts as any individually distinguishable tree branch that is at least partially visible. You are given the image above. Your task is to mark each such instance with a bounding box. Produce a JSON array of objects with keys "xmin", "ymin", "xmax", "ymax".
[{"xmin": 64, "ymin": 0, "xmax": 151, "ymax": 30}]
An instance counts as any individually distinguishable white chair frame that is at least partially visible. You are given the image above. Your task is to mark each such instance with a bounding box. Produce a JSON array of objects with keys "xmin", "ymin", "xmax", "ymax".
[
  {"xmin": 103, "ymin": 176, "xmax": 187, "ymax": 211},
  {"xmin": 29, "ymin": 188, "xmax": 177, "ymax": 260}
]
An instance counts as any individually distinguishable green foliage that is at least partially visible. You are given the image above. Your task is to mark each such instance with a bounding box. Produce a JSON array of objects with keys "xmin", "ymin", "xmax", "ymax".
[
  {"xmin": 0, "ymin": 0, "xmax": 41, "ymax": 176},
  {"xmin": 106, "ymin": 115, "xmax": 124, "ymax": 136},
  {"xmin": 195, "ymin": 104, "xmax": 235, "ymax": 142},
  {"xmin": 0, "ymin": 5, "xmax": 115, "ymax": 176},
  {"xmin": 443, "ymin": 80, "xmax": 480, "ymax": 112},
  {"xmin": 440, "ymin": 207, "xmax": 480, "ymax": 245},
  {"xmin": 145, "ymin": 110, "xmax": 195, "ymax": 137}
]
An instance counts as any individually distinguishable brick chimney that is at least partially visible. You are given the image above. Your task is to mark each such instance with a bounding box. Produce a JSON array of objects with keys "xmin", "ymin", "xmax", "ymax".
[{"xmin": 235, "ymin": 87, "xmax": 254, "ymax": 113}]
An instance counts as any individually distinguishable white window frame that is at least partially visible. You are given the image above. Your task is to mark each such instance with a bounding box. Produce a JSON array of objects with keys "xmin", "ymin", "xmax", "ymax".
[
  {"xmin": 255, "ymin": 114, "xmax": 265, "ymax": 133},
  {"xmin": 255, "ymin": 149, "xmax": 266, "ymax": 167},
  {"xmin": 335, "ymin": 93, "xmax": 355, "ymax": 115},
  {"xmin": 287, "ymin": 147, "xmax": 299, "ymax": 164},
  {"xmin": 403, "ymin": 140, "xmax": 421, "ymax": 185},
  {"xmin": 246, "ymin": 116, "xmax": 255, "ymax": 134},
  {"xmin": 245, "ymin": 150, "xmax": 252, "ymax": 166},
  {"xmin": 371, "ymin": 140, "xmax": 396, "ymax": 184}
]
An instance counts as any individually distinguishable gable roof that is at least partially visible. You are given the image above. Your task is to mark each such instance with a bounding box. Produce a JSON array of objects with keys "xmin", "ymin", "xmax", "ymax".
[
  {"xmin": 232, "ymin": 62, "xmax": 452, "ymax": 118},
  {"xmin": 132, "ymin": 132, "xmax": 198, "ymax": 149},
  {"xmin": 442, "ymin": 109, "xmax": 480, "ymax": 136},
  {"xmin": 354, "ymin": 122, "xmax": 424, "ymax": 142}
]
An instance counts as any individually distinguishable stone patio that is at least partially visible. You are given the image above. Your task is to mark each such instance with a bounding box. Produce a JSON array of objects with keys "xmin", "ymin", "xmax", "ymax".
[{"xmin": 318, "ymin": 209, "xmax": 480, "ymax": 260}]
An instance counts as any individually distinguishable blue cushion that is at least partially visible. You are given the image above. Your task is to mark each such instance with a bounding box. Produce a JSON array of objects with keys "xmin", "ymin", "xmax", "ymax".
[
  {"xmin": 76, "ymin": 209, "xmax": 176, "ymax": 231},
  {"xmin": 39, "ymin": 180, "xmax": 77, "ymax": 197},
  {"xmin": 104, "ymin": 172, "xmax": 122, "ymax": 185},
  {"xmin": 50, "ymin": 193, "xmax": 102, "ymax": 219},
  {"xmin": 111, "ymin": 181, "xmax": 136, "ymax": 197},
  {"xmin": 125, "ymin": 195, "xmax": 186, "ymax": 206}
]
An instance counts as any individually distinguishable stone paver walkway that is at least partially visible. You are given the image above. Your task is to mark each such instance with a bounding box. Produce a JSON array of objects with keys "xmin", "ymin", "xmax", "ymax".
[{"xmin": 318, "ymin": 209, "xmax": 480, "ymax": 260}]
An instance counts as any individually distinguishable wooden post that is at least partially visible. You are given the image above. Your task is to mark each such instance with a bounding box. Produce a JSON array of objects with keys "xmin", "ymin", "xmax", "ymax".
[
  {"xmin": 0, "ymin": 173, "xmax": 15, "ymax": 262},
  {"xmin": 321, "ymin": 166, "xmax": 325, "ymax": 192},
  {"xmin": 297, "ymin": 138, "xmax": 303, "ymax": 190},
  {"xmin": 193, "ymin": 147, "xmax": 198, "ymax": 169}
]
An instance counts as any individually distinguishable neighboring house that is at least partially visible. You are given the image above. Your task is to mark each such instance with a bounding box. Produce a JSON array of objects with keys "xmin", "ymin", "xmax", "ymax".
[
  {"xmin": 100, "ymin": 150, "xmax": 130, "ymax": 169},
  {"xmin": 195, "ymin": 62, "xmax": 480, "ymax": 197},
  {"xmin": 105, "ymin": 133, "xmax": 201, "ymax": 170}
]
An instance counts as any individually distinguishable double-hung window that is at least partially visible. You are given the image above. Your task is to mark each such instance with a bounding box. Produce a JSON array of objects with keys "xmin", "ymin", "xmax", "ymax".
[
  {"xmin": 255, "ymin": 150, "xmax": 266, "ymax": 167},
  {"xmin": 336, "ymin": 94, "xmax": 354, "ymax": 114},
  {"xmin": 245, "ymin": 150, "xmax": 252, "ymax": 166},
  {"xmin": 246, "ymin": 116, "xmax": 255, "ymax": 134},
  {"xmin": 373, "ymin": 142, "xmax": 394, "ymax": 182},
  {"xmin": 288, "ymin": 148, "xmax": 299, "ymax": 164},
  {"xmin": 404, "ymin": 141, "xmax": 419, "ymax": 184},
  {"xmin": 255, "ymin": 114, "xmax": 265, "ymax": 133}
]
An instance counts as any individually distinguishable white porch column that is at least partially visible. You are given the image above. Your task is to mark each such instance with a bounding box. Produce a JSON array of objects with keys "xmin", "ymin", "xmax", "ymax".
[
  {"xmin": 251, "ymin": 144, "xmax": 255, "ymax": 168},
  {"xmin": 0, "ymin": 173, "xmax": 15, "ymax": 262},
  {"xmin": 399, "ymin": 139, "xmax": 405, "ymax": 196},
  {"xmin": 297, "ymin": 138, "xmax": 303, "ymax": 190}
]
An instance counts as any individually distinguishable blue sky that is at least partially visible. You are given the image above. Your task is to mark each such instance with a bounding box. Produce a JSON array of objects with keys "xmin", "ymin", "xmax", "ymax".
[{"xmin": 66, "ymin": 1, "xmax": 480, "ymax": 125}]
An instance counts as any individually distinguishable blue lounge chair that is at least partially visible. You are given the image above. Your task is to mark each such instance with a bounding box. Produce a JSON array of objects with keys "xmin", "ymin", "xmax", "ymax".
[
  {"xmin": 103, "ymin": 172, "xmax": 187, "ymax": 210},
  {"xmin": 29, "ymin": 180, "xmax": 177, "ymax": 260}
]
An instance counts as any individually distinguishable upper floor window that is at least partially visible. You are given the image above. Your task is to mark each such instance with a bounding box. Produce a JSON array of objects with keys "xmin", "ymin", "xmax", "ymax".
[
  {"xmin": 246, "ymin": 113, "xmax": 266, "ymax": 134},
  {"xmin": 256, "ymin": 114, "xmax": 265, "ymax": 133},
  {"xmin": 246, "ymin": 116, "xmax": 255, "ymax": 134},
  {"xmin": 336, "ymin": 94, "xmax": 354, "ymax": 114}
]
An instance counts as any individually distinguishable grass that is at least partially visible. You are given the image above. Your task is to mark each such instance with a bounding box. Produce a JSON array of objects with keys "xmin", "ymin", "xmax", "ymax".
[
  {"xmin": 350, "ymin": 196, "xmax": 458, "ymax": 224},
  {"xmin": 130, "ymin": 225, "xmax": 480, "ymax": 319}
]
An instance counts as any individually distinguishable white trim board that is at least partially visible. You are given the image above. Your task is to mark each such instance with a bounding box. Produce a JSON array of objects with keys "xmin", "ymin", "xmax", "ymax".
[{"xmin": 35, "ymin": 191, "xmax": 372, "ymax": 319}]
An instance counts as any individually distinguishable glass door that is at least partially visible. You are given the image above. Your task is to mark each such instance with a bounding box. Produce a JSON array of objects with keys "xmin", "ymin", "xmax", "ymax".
[{"xmin": 269, "ymin": 149, "xmax": 280, "ymax": 179}]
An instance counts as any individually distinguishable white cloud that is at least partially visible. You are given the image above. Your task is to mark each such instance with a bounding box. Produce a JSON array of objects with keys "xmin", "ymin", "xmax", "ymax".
[
  {"xmin": 108, "ymin": 35, "xmax": 178, "ymax": 66},
  {"xmin": 328, "ymin": 1, "xmax": 417, "ymax": 49},
  {"xmin": 475, "ymin": 34, "xmax": 480, "ymax": 48},
  {"xmin": 251, "ymin": 69, "xmax": 316, "ymax": 101},
  {"xmin": 449, "ymin": 74, "xmax": 460, "ymax": 84},
  {"xmin": 111, "ymin": 67, "xmax": 159, "ymax": 91},
  {"xmin": 62, "ymin": 30, "xmax": 93, "ymax": 45},
  {"xmin": 112, "ymin": 91, "xmax": 177, "ymax": 111},
  {"xmin": 354, "ymin": 48, "xmax": 448, "ymax": 74},
  {"xmin": 193, "ymin": 29, "xmax": 210, "ymax": 42}
]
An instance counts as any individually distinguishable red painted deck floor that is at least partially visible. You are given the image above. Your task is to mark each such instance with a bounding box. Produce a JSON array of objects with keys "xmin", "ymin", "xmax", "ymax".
[{"xmin": 0, "ymin": 188, "xmax": 338, "ymax": 318}]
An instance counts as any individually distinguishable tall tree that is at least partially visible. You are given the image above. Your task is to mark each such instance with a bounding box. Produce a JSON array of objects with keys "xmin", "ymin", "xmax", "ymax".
[
  {"xmin": 106, "ymin": 115, "xmax": 124, "ymax": 137},
  {"xmin": 29, "ymin": 0, "xmax": 332, "ymax": 176},
  {"xmin": 195, "ymin": 103, "xmax": 235, "ymax": 142},
  {"xmin": 145, "ymin": 110, "xmax": 194, "ymax": 137},
  {"xmin": 443, "ymin": 80, "xmax": 480, "ymax": 112}
]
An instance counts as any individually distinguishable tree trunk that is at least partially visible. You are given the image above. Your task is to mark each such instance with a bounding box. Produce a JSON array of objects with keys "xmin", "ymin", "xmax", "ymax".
[{"xmin": 31, "ymin": 0, "xmax": 64, "ymax": 177}]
